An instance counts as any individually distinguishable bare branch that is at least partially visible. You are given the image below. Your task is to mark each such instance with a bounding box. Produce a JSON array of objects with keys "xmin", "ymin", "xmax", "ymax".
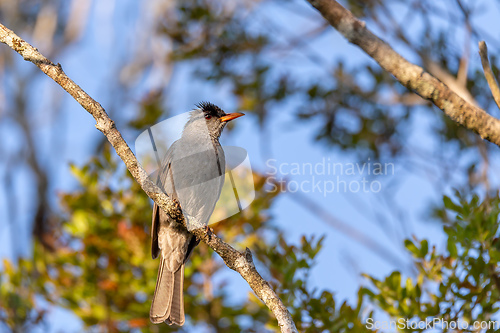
[
  {"xmin": 479, "ymin": 41, "xmax": 500, "ymax": 111},
  {"xmin": 306, "ymin": 0, "xmax": 500, "ymax": 148},
  {"xmin": 0, "ymin": 23, "xmax": 298, "ymax": 333}
]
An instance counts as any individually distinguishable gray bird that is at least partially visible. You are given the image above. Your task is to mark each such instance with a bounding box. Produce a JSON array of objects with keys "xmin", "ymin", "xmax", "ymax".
[{"xmin": 150, "ymin": 102, "xmax": 244, "ymax": 326}]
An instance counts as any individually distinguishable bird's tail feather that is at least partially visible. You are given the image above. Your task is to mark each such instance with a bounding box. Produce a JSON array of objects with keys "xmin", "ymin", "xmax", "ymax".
[{"xmin": 150, "ymin": 259, "xmax": 185, "ymax": 326}]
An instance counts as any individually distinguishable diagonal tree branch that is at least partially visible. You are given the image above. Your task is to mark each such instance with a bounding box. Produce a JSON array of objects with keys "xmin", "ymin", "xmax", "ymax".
[
  {"xmin": 306, "ymin": 0, "xmax": 500, "ymax": 148},
  {"xmin": 0, "ymin": 23, "xmax": 298, "ymax": 333},
  {"xmin": 479, "ymin": 41, "xmax": 500, "ymax": 111}
]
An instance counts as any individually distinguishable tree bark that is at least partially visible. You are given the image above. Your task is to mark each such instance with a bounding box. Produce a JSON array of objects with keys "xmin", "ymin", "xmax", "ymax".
[{"xmin": 306, "ymin": 0, "xmax": 500, "ymax": 148}]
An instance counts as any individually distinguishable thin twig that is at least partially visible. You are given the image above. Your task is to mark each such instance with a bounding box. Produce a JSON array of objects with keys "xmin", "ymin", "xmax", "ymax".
[
  {"xmin": 478, "ymin": 41, "xmax": 500, "ymax": 111},
  {"xmin": 0, "ymin": 22, "xmax": 298, "ymax": 333}
]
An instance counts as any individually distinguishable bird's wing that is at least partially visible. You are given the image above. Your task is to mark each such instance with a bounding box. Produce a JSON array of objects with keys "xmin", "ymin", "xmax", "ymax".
[
  {"xmin": 151, "ymin": 141, "xmax": 178, "ymax": 260},
  {"xmin": 217, "ymin": 144, "xmax": 226, "ymax": 199},
  {"xmin": 151, "ymin": 141, "xmax": 224, "ymax": 260},
  {"xmin": 151, "ymin": 203, "xmax": 160, "ymax": 259}
]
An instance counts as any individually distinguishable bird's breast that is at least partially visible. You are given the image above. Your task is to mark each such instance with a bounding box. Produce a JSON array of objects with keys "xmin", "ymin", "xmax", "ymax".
[{"xmin": 168, "ymin": 140, "xmax": 225, "ymax": 226}]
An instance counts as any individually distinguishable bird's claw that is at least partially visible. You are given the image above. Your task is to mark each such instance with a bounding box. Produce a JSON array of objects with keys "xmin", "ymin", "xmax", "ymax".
[
  {"xmin": 172, "ymin": 198, "xmax": 181, "ymax": 209},
  {"xmin": 205, "ymin": 225, "xmax": 214, "ymax": 240}
]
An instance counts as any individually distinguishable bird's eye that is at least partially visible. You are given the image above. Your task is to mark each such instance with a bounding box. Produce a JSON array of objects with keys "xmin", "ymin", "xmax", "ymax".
[{"xmin": 204, "ymin": 114, "xmax": 212, "ymax": 119}]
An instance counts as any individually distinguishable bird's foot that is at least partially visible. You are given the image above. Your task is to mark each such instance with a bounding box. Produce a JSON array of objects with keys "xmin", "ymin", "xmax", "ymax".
[
  {"xmin": 172, "ymin": 198, "xmax": 182, "ymax": 209},
  {"xmin": 205, "ymin": 225, "xmax": 214, "ymax": 241}
]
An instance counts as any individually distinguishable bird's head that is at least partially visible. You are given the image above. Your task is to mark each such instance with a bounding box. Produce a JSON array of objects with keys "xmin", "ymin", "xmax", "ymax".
[{"xmin": 184, "ymin": 102, "xmax": 244, "ymax": 139}]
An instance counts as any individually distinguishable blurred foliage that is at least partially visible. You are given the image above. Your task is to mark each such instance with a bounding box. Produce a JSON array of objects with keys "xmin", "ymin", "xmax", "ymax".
[
  {"xmin": 255, "ymin": 235, "xmax": 372, "ymax": 332},
  {"xmin": 2, "ymin": 146, "xmax": 363, "ymax": 332},
  {"xmin": 154, "ymin": 0, "xmax": 413, "ymax": 159},
  {"xmin": 128, "ymin": 90, "xmax": 166, "ymax": 130},
  {"xmin": 5, "ymin": 160, "xmax": 500, "ymax": 332},
  {"xmin": 298, "ymin": 62, "xmax": 410, "ymax": 159},
  {"xmin": 363, "ymin": 191, "xmax": 500, "ymax": 332},
  {"xmin": 0, "ymin": 259, "xmax": 46, "ymax": 332}
]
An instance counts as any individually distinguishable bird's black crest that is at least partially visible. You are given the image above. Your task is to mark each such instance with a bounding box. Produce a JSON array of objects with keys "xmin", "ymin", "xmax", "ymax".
[{"xmin": 196, "ymin": 102, "xmax": 226, "ymax": 117}]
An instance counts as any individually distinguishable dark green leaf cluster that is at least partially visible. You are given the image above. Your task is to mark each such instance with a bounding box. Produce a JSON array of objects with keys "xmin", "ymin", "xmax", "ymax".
[{"xmin": 364, "ymin": 192, "xmax": 500, "ymax": 332}]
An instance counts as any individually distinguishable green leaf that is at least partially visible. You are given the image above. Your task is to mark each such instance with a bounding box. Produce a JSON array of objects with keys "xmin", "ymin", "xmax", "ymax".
[
  {"xmin": 490, "ymin": 249, "xmax": 500, "ymax": 263},
  {"xmin": 405, "ymin": 239, "xmax": 419, "ymax": 257},
  {"xmin": 420, "ymin": 240, "xmax": 428, "ymax": 258},
  {"xmin": 447, "ymin": 238, "xmax": 458, "ymax": 258}
]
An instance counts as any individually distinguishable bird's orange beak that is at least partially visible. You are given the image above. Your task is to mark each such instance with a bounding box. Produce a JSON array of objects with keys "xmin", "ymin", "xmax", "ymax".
[{"xmin": 220, "ymin": 112, "xmax": 245, "ymax": 122}]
